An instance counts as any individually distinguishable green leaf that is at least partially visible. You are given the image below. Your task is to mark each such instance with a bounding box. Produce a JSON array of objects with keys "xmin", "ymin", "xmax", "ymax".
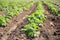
[{"xmin": 0, "ymin": 15, "xmax": 7, "ymax": 26}]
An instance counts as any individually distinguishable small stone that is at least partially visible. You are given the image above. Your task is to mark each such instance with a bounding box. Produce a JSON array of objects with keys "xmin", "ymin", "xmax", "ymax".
[{"xmin": 50, "ymin": 22, "xmax": 54, "ymax": 26}]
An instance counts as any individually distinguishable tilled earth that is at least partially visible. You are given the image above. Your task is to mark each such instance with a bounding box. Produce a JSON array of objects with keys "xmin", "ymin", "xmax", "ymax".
[
  {"xmin": 7, "ymin": 4, "xmax": 60, "ymax": 40},
  {"xmin": 0, "ymin": 2, "xmax": 60, "ymax": 40}
]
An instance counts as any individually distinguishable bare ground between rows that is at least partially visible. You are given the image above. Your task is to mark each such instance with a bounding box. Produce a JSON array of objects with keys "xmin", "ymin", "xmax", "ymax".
[
  {"xmin": 0, "ymin": 3, "xmax": 37, "ymax": 40},
  {"xmin": 6, "ymin": 4, "xmax": 60, "ymax": 40}
]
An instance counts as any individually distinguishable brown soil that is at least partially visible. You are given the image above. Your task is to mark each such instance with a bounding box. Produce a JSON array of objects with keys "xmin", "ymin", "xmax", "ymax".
[{"xmin": 0, "ymin": 2, "xmax": 60, "ymax": 40}]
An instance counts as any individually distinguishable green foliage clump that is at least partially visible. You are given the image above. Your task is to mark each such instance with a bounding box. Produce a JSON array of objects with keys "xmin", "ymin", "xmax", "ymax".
[
  {"xmin": 5, "ymin": 8, "xmax": 23, "ymax": 19},
  {"xmin": 0, "ymin": 15, "xmax": 7, "ymax": 26},
  {"xmin": 23, "ymin": 23, "xmax": 40, "ymax": 37}
]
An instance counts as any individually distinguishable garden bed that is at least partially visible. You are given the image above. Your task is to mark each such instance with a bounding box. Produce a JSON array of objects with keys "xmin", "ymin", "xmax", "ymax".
[{"xmin": 0, "ymin": 0, "xmax": 60, "ymax": 40}]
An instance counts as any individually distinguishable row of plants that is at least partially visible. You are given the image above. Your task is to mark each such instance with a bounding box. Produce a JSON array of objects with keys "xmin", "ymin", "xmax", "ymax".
[
  {"xmin": 22, "ymin": 1, "xmax": 46, "ymax": 38},
  {"xmin": 43, "ymin": 1, "xmax": 60, "ymax": 16},
  {"xmin": 0, "ymin": 7, "xmax": 23, "ymax": 26},
  {"xmin": 0, "ymin": 1, "xmax": 34, "ymax": 26},
  {"xmin": 51, "ymin": 2, "xmax": 60, "ymax": 6},
  {"xmin": 49, "ymin": 1, "xmax": 60, "ymax": 6},
  {"xmin": 0, "ymin": 1, "xmax": 23, "ymax": 11},
  {"xmin": 0, "ymin": 0, "xmax": 34, "ymax": 11}
]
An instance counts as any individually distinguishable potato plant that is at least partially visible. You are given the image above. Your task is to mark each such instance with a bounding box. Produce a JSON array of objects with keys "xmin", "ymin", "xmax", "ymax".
[
  {"xmin": 23, "ymin": 23, "xmax": 40, "ymax": 37},
  {"xmin": 0, "ymin": 15, "xmax": 7, "ymax": 26},
  {"xmin": 5, "ymin": 8, "xmax": 23, "ymax": 19}
]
